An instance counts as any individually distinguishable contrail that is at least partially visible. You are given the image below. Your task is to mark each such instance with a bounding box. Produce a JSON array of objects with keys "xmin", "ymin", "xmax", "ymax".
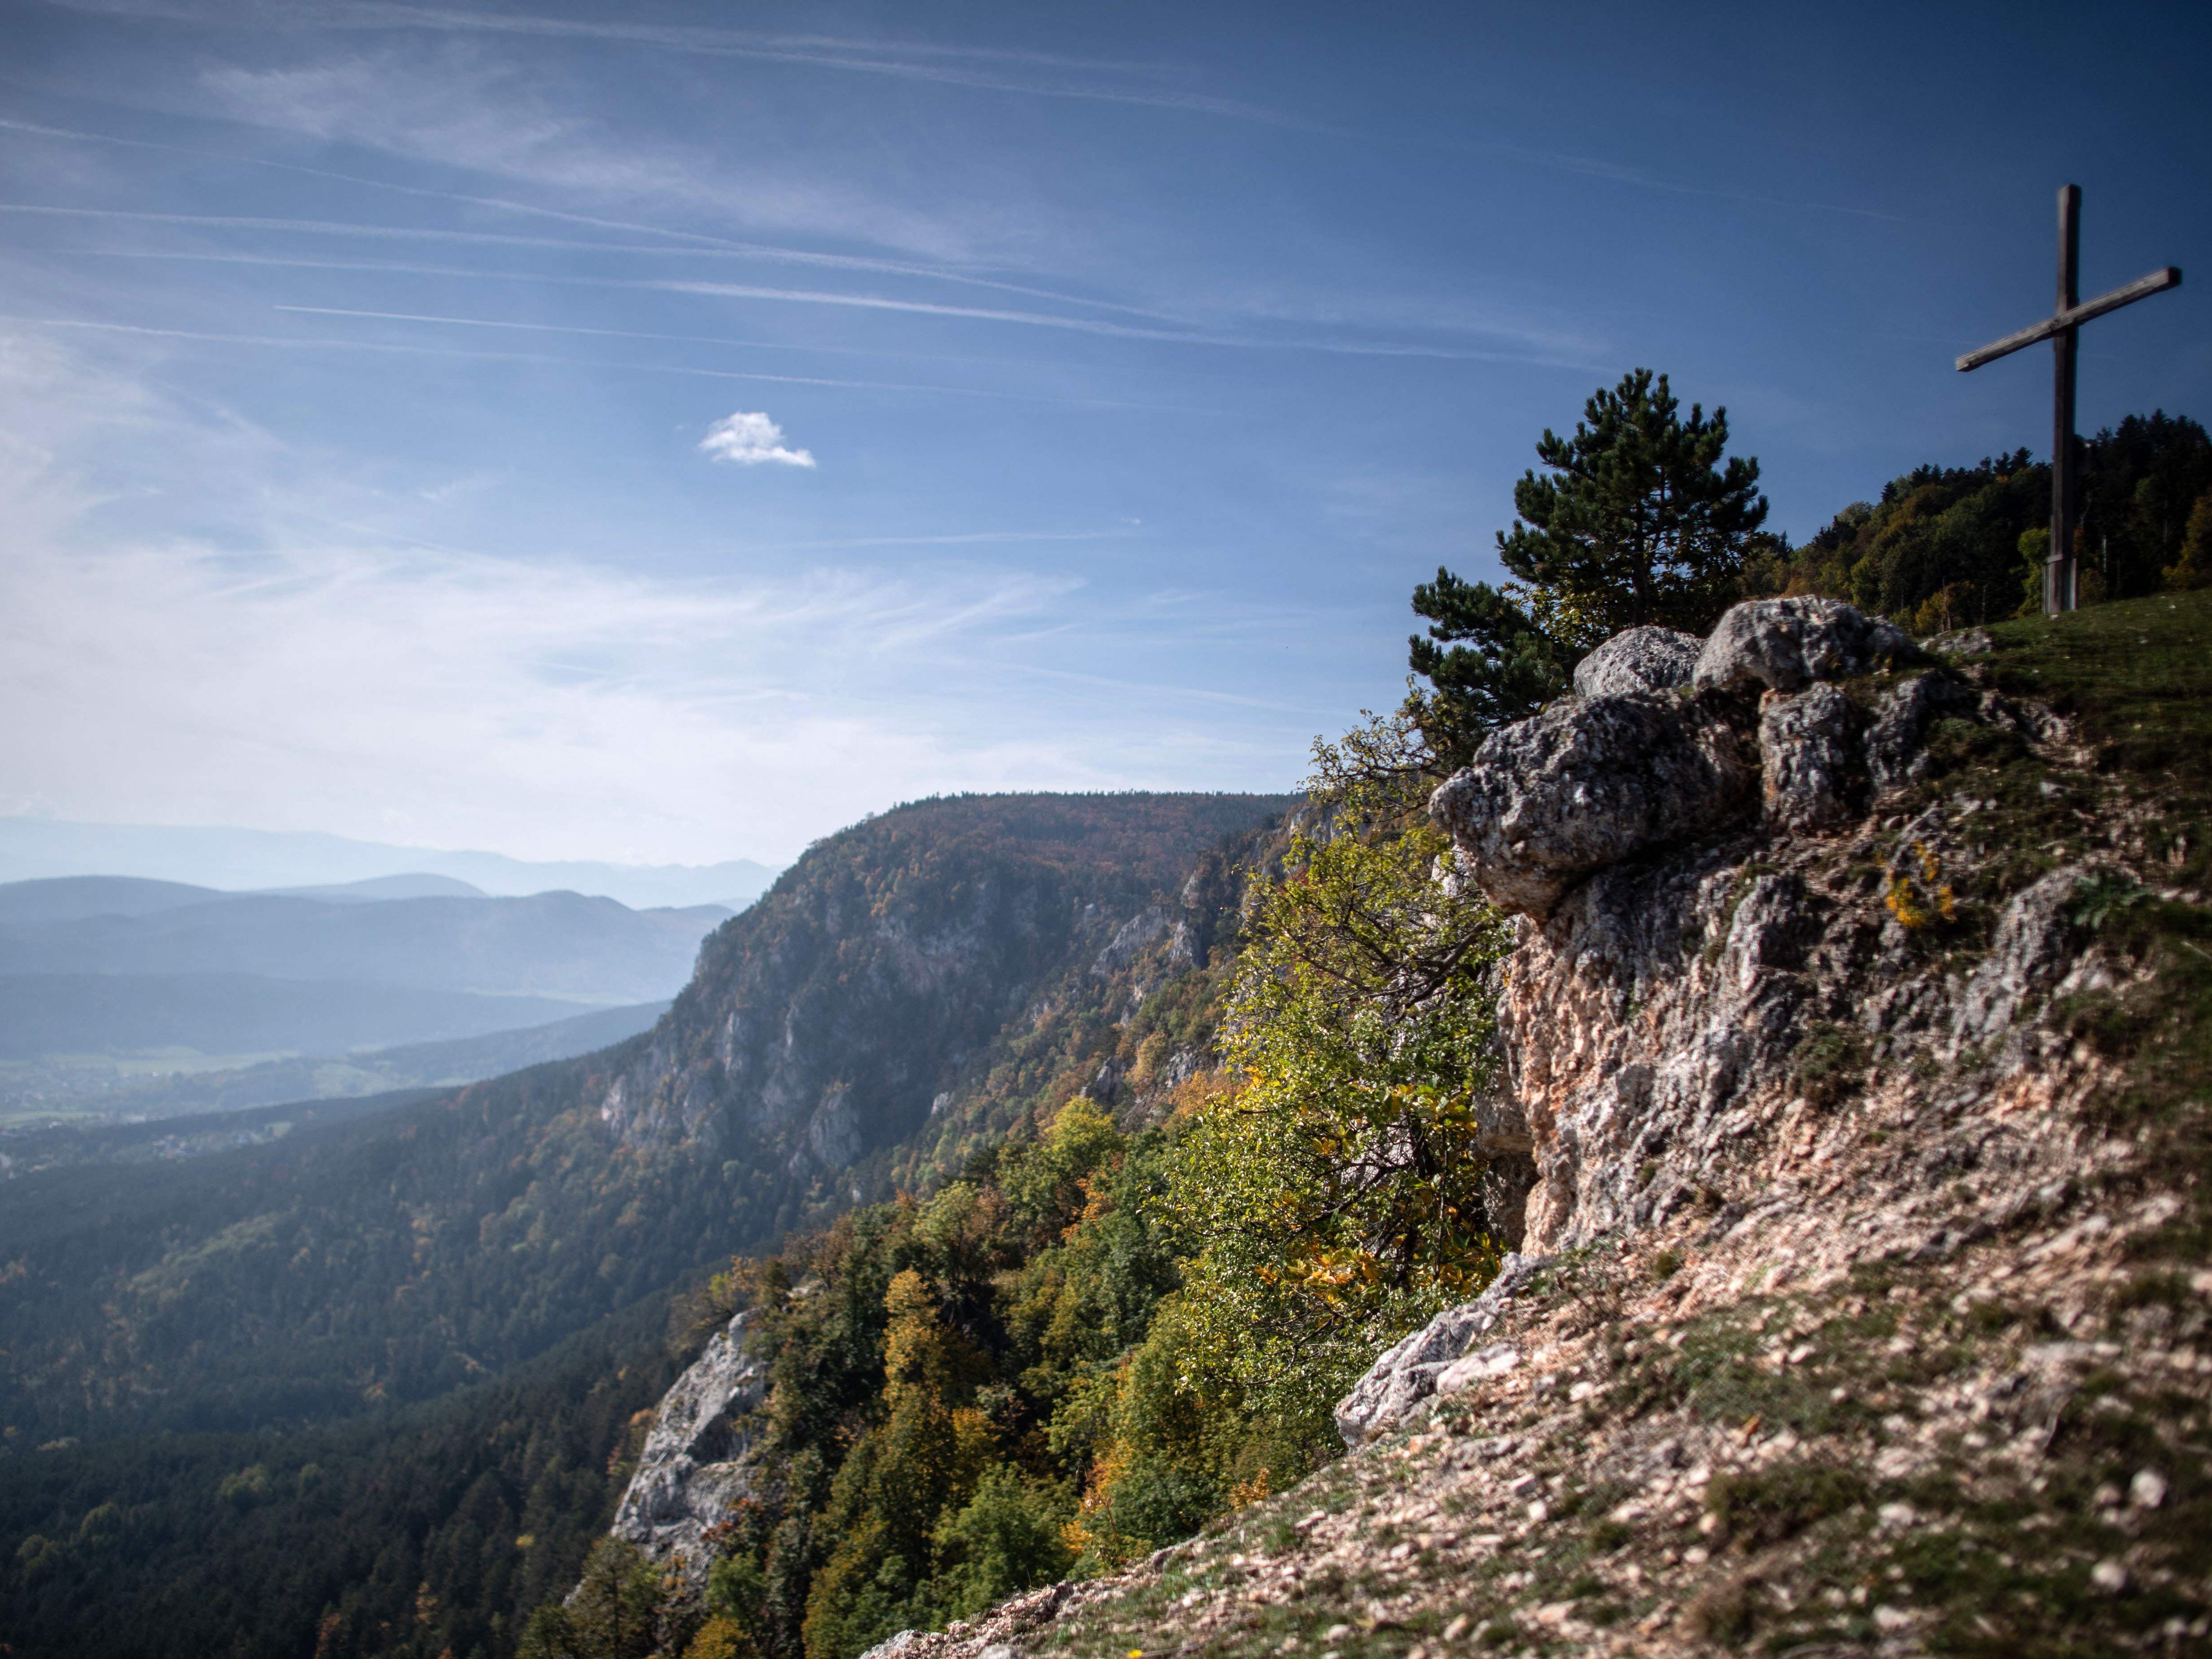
[{"xmin": 0, "ymin": 201, "xmax": 1180, "ymax": 319}]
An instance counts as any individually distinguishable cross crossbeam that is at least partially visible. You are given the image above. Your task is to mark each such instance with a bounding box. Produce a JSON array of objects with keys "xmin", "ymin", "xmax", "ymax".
[
  {"xmin": 1955, "ymin": 265, "xmax": 2181, "ymax": 372},
  {"xmin": 1956, "ymin": 185, "xmax": 2181, "ymax": 615}
]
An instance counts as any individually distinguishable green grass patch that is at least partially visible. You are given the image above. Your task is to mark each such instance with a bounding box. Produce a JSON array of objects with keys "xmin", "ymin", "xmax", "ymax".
[
  {"xmin": 1791, "ymin": 1023, "xmax": 1870, "ymax": 1109},
  {"xmin": 1706, "ymin": 1461, "xmax": 1870, "ymax": 1548},
  {"xmin": 1981, "ymin": 588, "xmax": 2212, "ymax": 803}
]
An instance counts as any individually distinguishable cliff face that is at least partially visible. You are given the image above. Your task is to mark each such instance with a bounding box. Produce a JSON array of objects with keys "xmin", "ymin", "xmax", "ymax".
[
  {"xmin": 1422, "ymin": 597, "xmax": 2094, "ymax": 1266},
  {"xmin": 863, "ymin": 592, "xmax": 2212, "ymax": 1659},
  {"xmin": 591, "ymin": 792, "xmax": 1290, "ymax": 1190}
]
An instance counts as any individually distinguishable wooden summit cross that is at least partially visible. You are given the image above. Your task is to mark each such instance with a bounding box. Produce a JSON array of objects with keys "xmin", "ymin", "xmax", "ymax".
[{"xmin": 1957, "ymin": 184, "xmax": 2181, "ymax": 615}]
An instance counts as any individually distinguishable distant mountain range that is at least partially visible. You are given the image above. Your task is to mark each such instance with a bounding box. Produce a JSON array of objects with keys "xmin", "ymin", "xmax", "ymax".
[
  {"xmin": 0, "ymin": 873, "xmax": 735, "ymax": 1108},
  {"xmin": 0, "ymin": 1001, "xmax": 670, "ymax": 1150},
  {"xmin": 0, "ymin": 881, "xmax": 729, "ymax": 1003},
  {"xmin": 0, "ymin": 971, "xmax": 596, "ymax": 1061},
  {"xmin": 0, "ymin": 818, "xmax": 781, "ymax": 910},
  {"xmin": 0, "ymin": 873, "xmax": 487, "ymax": 925}
]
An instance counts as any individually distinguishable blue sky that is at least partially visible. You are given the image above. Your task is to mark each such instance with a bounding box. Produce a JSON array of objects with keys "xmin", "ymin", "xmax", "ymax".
[{"xmin": 1, "ymin": 0, "xmax": 2205, "ymax": 867}]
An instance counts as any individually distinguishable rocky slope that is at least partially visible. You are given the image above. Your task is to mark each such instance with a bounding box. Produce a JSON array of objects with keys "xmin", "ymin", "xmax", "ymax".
[{"xmin": 839, "ymin": 592, "xmax": 2212, "ymax": 1658}]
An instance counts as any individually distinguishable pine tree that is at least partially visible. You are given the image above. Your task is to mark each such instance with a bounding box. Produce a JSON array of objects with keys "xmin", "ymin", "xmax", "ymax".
[
  {"xmin": 1410, "ymin": 368, "xmax": 1768, "ymax": 762},
  {"xmin": 1405, "ymin": 572, "xmax": 1574, "ymax": 766}
]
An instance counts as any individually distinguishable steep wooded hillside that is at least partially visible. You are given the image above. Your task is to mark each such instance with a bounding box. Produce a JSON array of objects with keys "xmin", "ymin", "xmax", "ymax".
[
  {"xmin": 0, "ymin": 792, "xmax": 1289, "ymax": 1448},
  {"xmin": 0, "ymin": 791, "xmax": 1294, "ymax": 1659}
]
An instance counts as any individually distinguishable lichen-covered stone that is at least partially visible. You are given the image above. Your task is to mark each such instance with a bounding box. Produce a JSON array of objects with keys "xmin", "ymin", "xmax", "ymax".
[
  {"xmin": 1572, "ymin": 626, "xmax": 1702, "ymax": 699},
  {"xmin": 1429, "ymin": 694, "xmax": 1755, "ymax": 918},
  {"xmin": 1693, "ymin": 596, "xmax": 1921, "ymax": 694},
  {"xmin": 1759, "ymin": 683, "xmax": 1858, "ymax": 831}
]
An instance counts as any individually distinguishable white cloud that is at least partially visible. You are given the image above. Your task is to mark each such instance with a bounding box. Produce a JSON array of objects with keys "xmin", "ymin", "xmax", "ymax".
[
  {"xmin": 697, "ymin": 410, "xmax": 816, "ymax": 468},
  {"xmin": 0, "ymin": 329, "xmax": 1300, "ymax": 865}
]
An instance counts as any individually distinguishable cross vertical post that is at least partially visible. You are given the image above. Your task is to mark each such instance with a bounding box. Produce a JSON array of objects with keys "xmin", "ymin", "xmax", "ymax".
[
  {"xmin": 1955, "ymin": 186, "xmax": 2178, "ymax": 619},
  {"xmin": 2048, "ymin": 185, "xmax": 2081, "ymax": 614}
]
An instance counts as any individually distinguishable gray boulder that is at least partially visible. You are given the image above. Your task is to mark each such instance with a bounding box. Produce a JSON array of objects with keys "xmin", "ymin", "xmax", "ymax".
[
  {"xmin": 1430, "ymin": 694, "xmax": 1756, "ymax": 918},
  {"xmin": 1925, "ymin": 626, "xmax": 1995, "ymax": 659},
  {"xmin": 1693, "ymin": 597, "xmax": 1921, "ymax": 694},
  {"xmin": 1950, "ymin": 867, "xmax": 2086, "ymax": 1054},
  {"xmin": 1335, "ymin": 1254, "xmax": 1551, "ymax": 1447},
  {"xmin": 1758, "ymin": 683, "xmax": 1858, "ymax": 831},
  {"xmin": 1572, "ymin": 626, "xmax": 1702, "ymax": 699}
]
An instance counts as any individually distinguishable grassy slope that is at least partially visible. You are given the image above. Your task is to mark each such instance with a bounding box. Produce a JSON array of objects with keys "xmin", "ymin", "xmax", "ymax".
[{"xmin": 1977, "ymin": 590, "xmax": 2212, "ymax": 1256}]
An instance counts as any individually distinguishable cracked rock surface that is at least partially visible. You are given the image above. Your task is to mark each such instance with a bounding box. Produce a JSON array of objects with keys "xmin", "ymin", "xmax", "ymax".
[
  {"xmin": 608, "ymin": 1311, "xmax": 768, "ymax": 1577},
  {"xmin": 1429, "ymin": 694, "xmax": 1753, "ymax": 919},
  {"xmin": 1693, "ymin": 596, "xmax": 1921, "ymax": 694},
  {"xmin": 1572, "ymin": 627, "xmax": 1702, "ymax": 699}
]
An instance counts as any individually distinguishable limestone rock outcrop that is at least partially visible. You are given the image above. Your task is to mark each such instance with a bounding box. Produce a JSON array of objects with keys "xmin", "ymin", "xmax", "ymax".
[
  {"xmin": 1757, "ymin": 682, "xmax": 1858, "ymax": 830},
  {"xmin": 1430, "ymin": 598, "xmax": 1972, "ymax": 924},
  {"xmin": 1692, "ymin": 594, "xmax": 1921, "ymax": 693},
  {"xmin": 1333, "ymin": 1253, "xmax": 1549, "ymax": 1447},
  {"xmin": 1570, "ymin": 626, "xmax": 1701, "ymax": 699},
  {"xmin": 1864, "ymin": 668, "xmax": 1976, "ymax": 793},
  {"xmin": 1345, "ymin": 599, "xmax": 2098, "ymax": 1444},
  {"xmin": 1428, "ymin": 694, "xmax": 1754, "ymax": 918},
  {"xmin": 608, "ymin": 1311, "xmax": 768, "ymax": 1574}
]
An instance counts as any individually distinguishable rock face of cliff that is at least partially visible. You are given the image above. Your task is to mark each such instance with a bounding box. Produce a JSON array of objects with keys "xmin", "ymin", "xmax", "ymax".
[
  {"xmin": 865, "ymin": 592, "xmax": 2212, "ymax": 1659},
  {"xmin": 592, "ymin": 793, "xmax": 1290, "ymax": 1196},
  {"xmin": 609, "ymin": 1311, "xmax": 768, "ymax": 1569}
]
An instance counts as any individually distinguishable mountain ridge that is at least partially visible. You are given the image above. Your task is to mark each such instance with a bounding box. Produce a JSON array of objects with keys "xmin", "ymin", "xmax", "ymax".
[{"xmin": 0, "ymin": 818, "xmax": 780, "ymax": 910}]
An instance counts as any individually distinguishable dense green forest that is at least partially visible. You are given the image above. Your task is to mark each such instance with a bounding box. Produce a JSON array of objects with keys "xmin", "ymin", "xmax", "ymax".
[
  {"xmin": 0, "ymin": 1291, "xmax": 682, "ymax": 1659},
  {"xmin": 6, "ymin": 374, "xmax": 2208, "ymax": 1659},
  {"xmin": 1746, "ymin": 409, "xmax": 2212, "ymax": 628}
]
